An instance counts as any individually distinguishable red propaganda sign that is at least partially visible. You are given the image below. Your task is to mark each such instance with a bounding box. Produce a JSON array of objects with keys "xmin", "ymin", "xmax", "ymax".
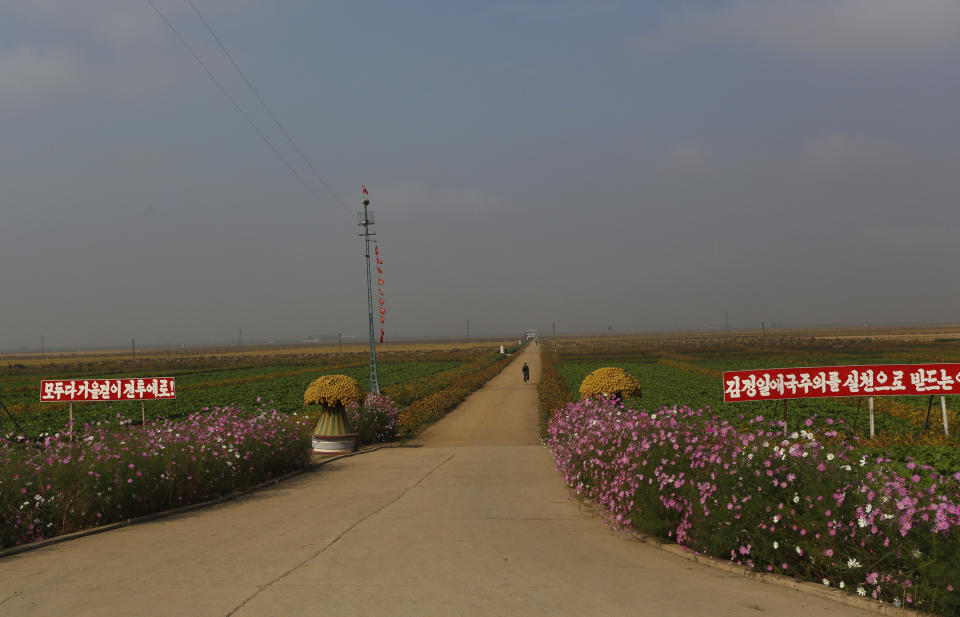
[
  {"xmin": 40, "ymin": 378, "xmax": 176, "ymax": 402},
  {"xmin": 723, "ymin": 364, "xmax": 960, "ymax": 402}
]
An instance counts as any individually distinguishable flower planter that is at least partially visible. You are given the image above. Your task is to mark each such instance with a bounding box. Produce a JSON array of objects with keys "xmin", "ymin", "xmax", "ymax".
[{"xmin": 312, "ymin": 407, "xmax": 358, "ymax": 455}]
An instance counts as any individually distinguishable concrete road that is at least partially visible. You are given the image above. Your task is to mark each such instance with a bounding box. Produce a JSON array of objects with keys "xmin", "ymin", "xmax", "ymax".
[{"xmin": 0, "ymin": 344, "xmax": 879, "ymax": 616}]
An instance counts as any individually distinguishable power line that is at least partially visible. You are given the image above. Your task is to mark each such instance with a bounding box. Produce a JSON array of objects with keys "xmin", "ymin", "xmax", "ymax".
[
  {"xmin": 144, "ymin": 0, "xmax": 349, "ymax": 224},
  {"xmin": 185, "ymin": 0, "xmax": 352, "ymax": 218}
]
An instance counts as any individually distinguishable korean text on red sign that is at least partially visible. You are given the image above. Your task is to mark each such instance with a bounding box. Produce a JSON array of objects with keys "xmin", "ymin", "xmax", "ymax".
[
  {"xmin": 40, "ymin": 378, "xmax": 177, "ymax": 402},
  {"xmin": 723, "ymin": 364, "xmax": 960, "ymax": 402}
]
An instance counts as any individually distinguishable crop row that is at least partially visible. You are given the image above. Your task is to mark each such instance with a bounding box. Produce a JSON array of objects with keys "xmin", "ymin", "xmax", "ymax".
[{"xmin": 397, "ymin": 353, "xmax": 516, "ymax": 435}]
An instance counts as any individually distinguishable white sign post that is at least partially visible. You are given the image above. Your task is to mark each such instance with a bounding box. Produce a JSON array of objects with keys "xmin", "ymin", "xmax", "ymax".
[{"xmin": 942, "ymin": 396, "xmax": 950, "ymax": 437}]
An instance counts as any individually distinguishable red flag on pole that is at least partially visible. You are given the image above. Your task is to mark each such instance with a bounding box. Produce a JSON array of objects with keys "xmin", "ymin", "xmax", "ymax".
[
  {"xmin": 362, "ymin": 185, "xmax": 368, "ymax": 195},
  {"xmin": 373, "ymin": 244, "xmax": 385, "ymax": 333}
]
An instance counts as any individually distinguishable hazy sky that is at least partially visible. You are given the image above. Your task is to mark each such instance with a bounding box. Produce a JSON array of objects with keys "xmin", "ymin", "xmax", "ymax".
[{"xmin": 2, "ymin": 0, "xmax": 960, "ymax": 350}]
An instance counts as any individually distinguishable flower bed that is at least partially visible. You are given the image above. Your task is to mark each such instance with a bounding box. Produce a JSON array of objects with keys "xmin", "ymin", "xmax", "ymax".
[
  {"xmin": 548, "ymin": 398, "xmax": 960, "ymax": 615},
  {"xmin": 1, "ymin": 406, "xmax": 311, "ymax": 549},
  {"xmin": 347, "ymin": 395, "xmax": 400, "ymax": 446}
]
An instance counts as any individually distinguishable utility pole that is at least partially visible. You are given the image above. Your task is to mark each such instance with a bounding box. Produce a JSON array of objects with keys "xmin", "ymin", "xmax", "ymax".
[
  {"xmin": 131, "ymin": 339, "xmax": 136, "ymax": 365},
  {"xmin": 238, "ymin": 328, "xmax": 242, "ymax": 349},
  {"xmin": 359, "ymin": 187, "xmax": 381, "ymax": 395},
  {"xmin": 40, "ymin": 335, "xmax": 44, "ymax": 354}
]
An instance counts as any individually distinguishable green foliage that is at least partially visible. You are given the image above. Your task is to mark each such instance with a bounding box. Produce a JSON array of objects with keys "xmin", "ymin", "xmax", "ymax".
[{"xmin": 857, "ymin": 445, "xmax": 960, "ymax": 475}]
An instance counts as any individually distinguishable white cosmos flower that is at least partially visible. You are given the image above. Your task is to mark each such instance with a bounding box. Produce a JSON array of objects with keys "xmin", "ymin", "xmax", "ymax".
[
  {"xmin": 847, "ymin": 558, "xmax": 861, "ymax": 569},
  {"xmin": 773, "ymin": 541, "xmax": 779, "ymax": 549},
  {"xmin": 823, "ymin": 579, "xmax": 830, "ymax": 586},
  {"xmin": 857, "ymin": 587, "xmax": 866, "ymax": 596}
]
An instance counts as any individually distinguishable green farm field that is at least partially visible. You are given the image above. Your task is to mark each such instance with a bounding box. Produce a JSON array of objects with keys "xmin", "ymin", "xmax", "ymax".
[
  {"xmin": 0, "ymin": 340, "xmax": 516, "ymax": 438},
  {"xmin": 541, "ymin": 326, "xmax": 960, "ymax": 471}
]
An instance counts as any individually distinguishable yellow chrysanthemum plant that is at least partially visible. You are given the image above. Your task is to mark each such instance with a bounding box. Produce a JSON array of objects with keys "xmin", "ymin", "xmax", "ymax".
[
  {"xmin": 304, "ymin": 375, "xmax": 364, "ymax": 454},
  {"xmin": 578, "ymin": 367, "xmax": 642, "ymax": 401}
]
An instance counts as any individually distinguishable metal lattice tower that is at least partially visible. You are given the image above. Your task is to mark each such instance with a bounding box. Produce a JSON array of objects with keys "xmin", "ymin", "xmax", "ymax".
[{"xmin": 359, "ymin": 191, "xmax": 381, "ymax": 394}]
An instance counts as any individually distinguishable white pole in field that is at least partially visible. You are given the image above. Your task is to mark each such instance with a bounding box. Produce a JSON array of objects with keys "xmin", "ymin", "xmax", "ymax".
[
  {"xmin": 69, "ymin": 402, "xmax": 73, "ymax": 440},
  {"xmin": 868, "ymin": 397, "xmax": 874, "ymax": 439},
  {"xmin": 141, "ymin": 400, "xmax": 146, "ymax": 430},
  {"xmin": 941, "ymin": 396, "xmax": 949, "ymax": 437}
]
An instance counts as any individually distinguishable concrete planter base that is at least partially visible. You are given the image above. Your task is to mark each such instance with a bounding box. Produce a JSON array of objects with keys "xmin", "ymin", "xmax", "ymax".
[{"xmin": 312, "ymin": 433, "xmax": 358, "ymax": 455}]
